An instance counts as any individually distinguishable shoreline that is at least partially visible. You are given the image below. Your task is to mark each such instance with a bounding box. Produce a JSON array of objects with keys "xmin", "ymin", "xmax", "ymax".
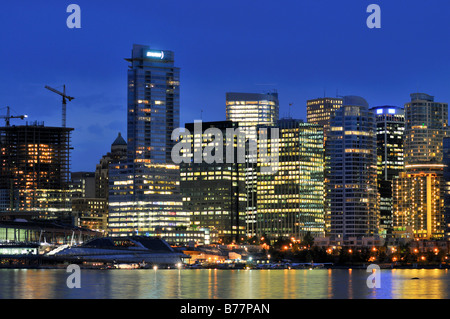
[{"xmin": 0, "ymin": 263, "xmax": 449, "ymax": 270}]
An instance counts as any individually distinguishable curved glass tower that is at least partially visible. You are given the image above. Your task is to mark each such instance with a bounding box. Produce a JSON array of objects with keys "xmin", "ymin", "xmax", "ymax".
[{"xmin": 327, "ymin": 96, "xmax": 379, "ymax": 241}]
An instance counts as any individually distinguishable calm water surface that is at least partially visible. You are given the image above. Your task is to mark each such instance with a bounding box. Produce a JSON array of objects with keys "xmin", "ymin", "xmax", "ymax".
[{"xmin": 0, "ymin": 268, "xmax": 449, "ymax": 299}]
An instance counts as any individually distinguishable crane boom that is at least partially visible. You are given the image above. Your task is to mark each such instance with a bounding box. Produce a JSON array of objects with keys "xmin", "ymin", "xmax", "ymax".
[
  {"xmin": 45, "ymin": 85, "xmax": 75, "ymax": 127},
  {"xmin": 0, "ymin": 106, "xmax": 27, "ymax": 127}
]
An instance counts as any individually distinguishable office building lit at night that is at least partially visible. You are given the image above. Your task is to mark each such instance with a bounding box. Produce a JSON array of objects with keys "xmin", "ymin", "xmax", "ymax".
[
  {"xmin": 179, "ymin": 121, "xmax": 247, "ymax": 243},
  {"xmin": 370, "ymin": 106, "xmax": 404, "ymax": 238},
  {"xmin": 225, "ymin": 92, "xmax": 279, "ymax": 238},
  {"xmin": 256, "ymin": 119, "xmax": 325, "ymax": 241},
  {"xmin": 326, "ymin": 96, "xmax": 379, "ymax": 243},
  {"xmin": 307, "ymin": 97, "xmax": 343, "ymax": 234},
  {"xmin": 393, "ymin": 93, "xmax": 448, "ymax": 240},
  {"xmin": 306, "ymin": 97, "xmax": 343, "ymax": 142},
  {"xmin": 108, "ymin": 44, "xmax": 201, "ymax": 244},
  {"xmin": 443, "ymin": 137, "xmax": 450, "ymax": 239},
  {"xmin": 108, "ymin": 162, "xmax": 190, "ymax": 238},
  {"xmin": 126, "ymin": 44, "xmax": 180, "ymax": 164}
]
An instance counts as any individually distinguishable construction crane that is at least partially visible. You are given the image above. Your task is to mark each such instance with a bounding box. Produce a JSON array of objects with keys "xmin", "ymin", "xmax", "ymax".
[
  {"xmin": 1, "ymin": 106, "xmax": 27, "ymax": 127},
  {"xmin": 45, "ymin": 85, "xmax": 75, "ymax": 127}
]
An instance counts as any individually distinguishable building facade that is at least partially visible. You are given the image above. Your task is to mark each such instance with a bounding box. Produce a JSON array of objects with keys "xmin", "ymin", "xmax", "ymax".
[
  {"xmin": 0, "ymin": 122, "xmax": 73, "ymax": 223},
  {"xmin": 70, "ymin": 172, "xmax": 96, "ymax": 199},
  {"xmin": 108, "ymin": 162, "xmax": 190, "ymax": 238},
  {"xmin": 72, "ymin": 198, "xmax": 108, "ymax": 234},
  {"xmin": 225, "ymin": 92, "xmax": 279, "ymax": 238},
  {"xmin": 370, "ymin": 106, "xmax": 404, "ymax": 238},
  {"xmin": 256, "ymin": 119, "xmax": 325, "ymax": 241},
  {"xmin": 125, "ymin": 44, "xmax": 180, "ymax": 164},
  {"xmin": 326, "ymin": 96, "xmax": 379, "ymax": 242},
  {"xmin": 179, "ymin": 121, "xmax": 247, "ymax": 243},
  {"xmin": 443, "ymin": 137, "xmax": 450, "ymax": 239},
  {"xmin": 393, "ymin": 93, "xmax": 448, "ymax": 240},
  {"xmin": 306, "ymin": 97, "xmax": 343, "ymax": 142},
  {"xmin": 108, "ymin": 45, "xmax": 207, "ymax": 244},
  {"xmin": 95, "ymin": 132, "xmax": 127, "ymax": 200}
]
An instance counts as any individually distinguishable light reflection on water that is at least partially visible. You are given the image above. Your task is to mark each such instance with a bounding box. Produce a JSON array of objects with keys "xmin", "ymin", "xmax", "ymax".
[{"xmin": 0, "ymin": 268, "xmax": 449, "ymax": 299}]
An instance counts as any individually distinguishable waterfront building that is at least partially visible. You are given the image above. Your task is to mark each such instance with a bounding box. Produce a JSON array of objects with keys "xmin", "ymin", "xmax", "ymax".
[
  {"xmin": 326, "ymin": 96, "xmax": 379, "ymax": 242},
  {"xmin": 393, "ymin": 93, "xmax": 448, "ymax": 240},
  {"xmin": 225, "ymin": 92, "xmax": 279, "ymax": 238},
  {"xmin": 51, "ymin": 236, "xmax": 190, "ymax": 266},
  {"xmin": 443, "ymin": 137, "xmax": 450, "ymax": 239},
  {"xmin": 107, "ymin": 44, "xmax": 203, "ymax": 244},
  {"xmin": 0, "ymin": 122, "xmax": 73, "ymax": 223},
  {"xmin": 0, "ymin": 219, "xmax": 100, "ymax": 246},
  {"xmin": 306, "ymin": 97, "xmax": 343, "ymax": 234},
  {"xmin": 179, "ymin": 121, "xmax": 247, "ymax": 244},
  {"xmin": 108, "ymin": 162, "xmax": 190, "ymax": 236},
  {"xmin": 370, "ymin": 106, "xmax": 404, "ymax": 238},
  {"xmin": 256, "ymin": 118, "xmax": 325, "ymax": 241}
]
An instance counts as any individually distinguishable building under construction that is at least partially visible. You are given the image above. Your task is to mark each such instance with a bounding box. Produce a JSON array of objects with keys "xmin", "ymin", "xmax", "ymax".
[{"xmin": 0, "ymin": 121, "xmax": 73, "ymax": 223}]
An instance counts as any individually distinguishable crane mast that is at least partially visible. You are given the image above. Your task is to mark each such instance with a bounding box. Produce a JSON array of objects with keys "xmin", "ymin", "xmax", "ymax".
[
  {"xmin": 1, "ymin": 106, "xmax": 27, "ymax": 127},
  {"xmin": 45, "ymin": 85, "xmax": 75, "ymax": 127}
]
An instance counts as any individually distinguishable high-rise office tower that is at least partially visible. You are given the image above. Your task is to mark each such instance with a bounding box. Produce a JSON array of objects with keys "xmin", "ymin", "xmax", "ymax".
[
  {"xmin": 256, "ymin": 119, "xmax": 324, "ymax": 240},
  {"xmin": 306, "ymin": 97, "xmax": 343, "ymax": 234},
  {"xmin": 443, "ymin": 137, "xmax": 450, "ymax": 239},
  {"xmin": 370, "ymin": 106, "xmax": 404, "ymax": 238},
  {"xmin": 108, "ymin": 45, "xmax": 190, "ymax": 241},
  {"xmin": 327, "ymin": 96, "xmax": 379, "ymax": 242},
  {"xmin": 126, "ymin": 44, "xmax": 180, "ymax": 164},
  {"xmin": 307, "ymin": 97, "xmax": 343, "ymax": 142},
  {"xmin": 393, "ymin": 93, "xmax": 448, "ymax": 240},
  {"xmin": 226, "ymin": 92, "xmax": 279, "ymax": 137},
  {"xmin": 0, "ymin": 122, "xmax": 73, "ymax": 223},
  {"xmin": 180, "ymin": 121, "xmax": 247, "ymax": 243},
  {"xmin": 225, "ymin": 92, "xmax": 279, "ymax": 238}
]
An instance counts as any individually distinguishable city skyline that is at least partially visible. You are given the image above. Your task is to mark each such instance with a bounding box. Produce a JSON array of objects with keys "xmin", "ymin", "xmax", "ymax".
[
  {"xmin": 1, "ymin": 1, "xmax": 450, "ymax": 172},
  {"xmin": 3, "ymin": 1, "xmax": 450, "ymax": 305}
]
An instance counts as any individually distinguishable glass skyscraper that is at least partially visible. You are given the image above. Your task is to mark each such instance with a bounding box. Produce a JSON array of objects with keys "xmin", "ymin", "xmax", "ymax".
[
  {"xmin": 370, "ymin": 106, "xmax": 404, "ymax": 238},
  {"xmin": 108, "ymin": 44, "xmax": 194, "ymax": 243},
  {"xmin": 179, "ymin": 121, "xmax": 247, "ymax": 244},
  {"xmin": 225, "ymin": 92, "xmax": 279, "ymax": 238},
  {"xmin": 327, "ymin": 96, "xmax": 379, "ymax": 242},
  {"xmin": 306, "ymin": 97, "xmax": 343, "ymax": 235},
  {"xmin": 306, "ymin": 97, "xmax": 343, "ymax": 142},
  {"xmin": 256, "ymin": 119, "xmax": 324, "ymax": 241},
  {"xmin": 126, "ymin": 44, "xmax": 180, "ymax": 164}
]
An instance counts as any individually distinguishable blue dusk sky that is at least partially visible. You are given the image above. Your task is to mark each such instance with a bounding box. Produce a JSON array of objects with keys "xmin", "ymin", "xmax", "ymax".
[{"xmin": 0, "ymin": 0, "xmax": 449, "ymax": 171}]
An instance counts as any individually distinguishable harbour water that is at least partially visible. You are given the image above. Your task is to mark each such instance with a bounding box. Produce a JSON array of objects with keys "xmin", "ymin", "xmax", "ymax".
[{"xmin": 0, "ymin": 268, "xmax": 449, "ymax": 299}]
